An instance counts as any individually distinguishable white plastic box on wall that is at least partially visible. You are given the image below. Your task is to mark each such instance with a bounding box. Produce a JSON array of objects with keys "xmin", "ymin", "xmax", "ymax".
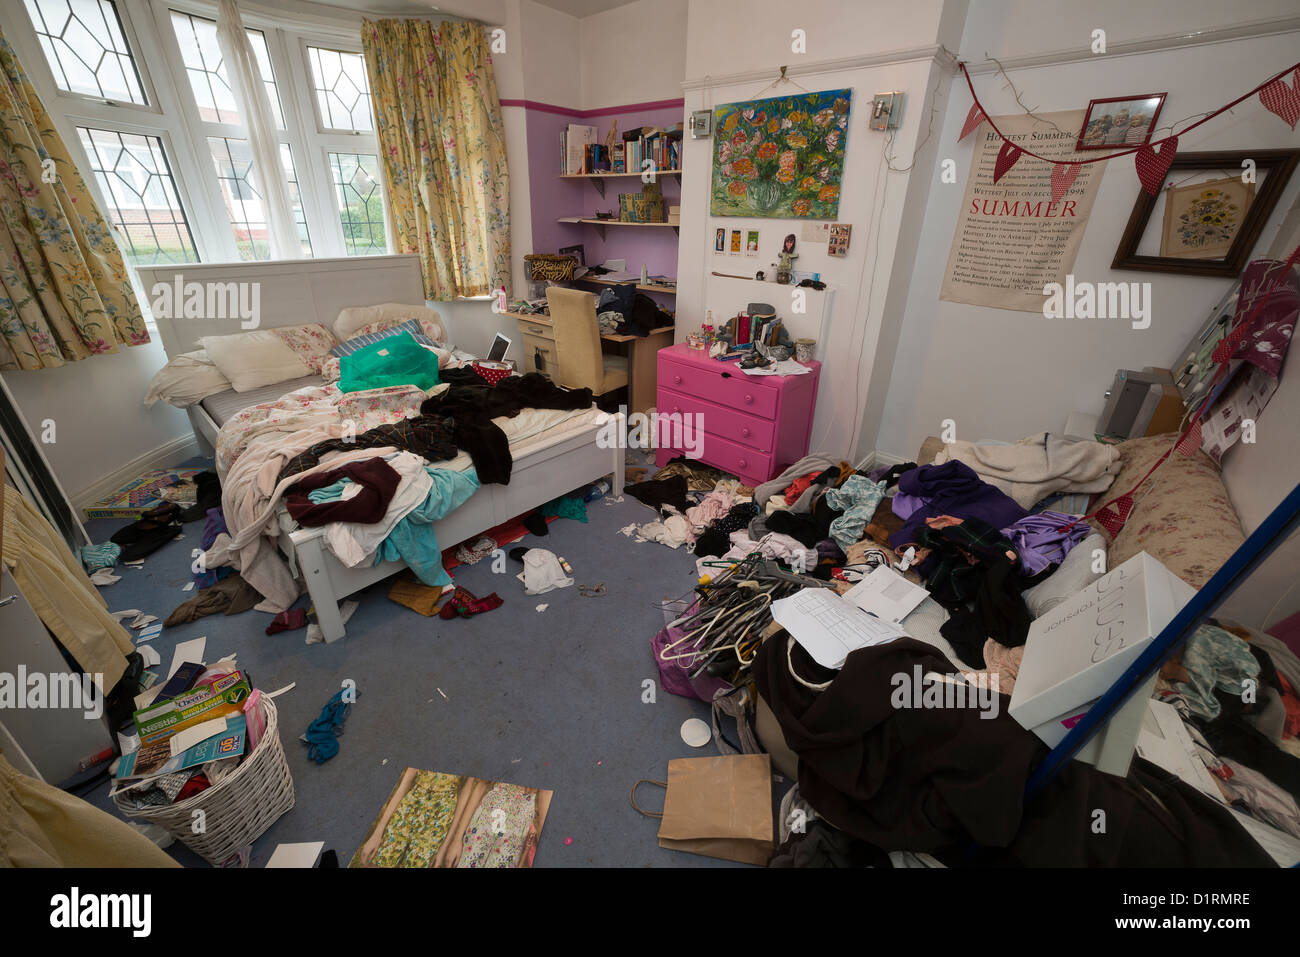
[{"xmin": 1009, "ymin": 551, "xmax": 1196, "ymax": 777}]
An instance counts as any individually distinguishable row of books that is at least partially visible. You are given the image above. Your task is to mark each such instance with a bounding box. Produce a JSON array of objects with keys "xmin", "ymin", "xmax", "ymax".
[{"xmin": 560, "ymin": 122, "xmax": 683, "ymax": 175}]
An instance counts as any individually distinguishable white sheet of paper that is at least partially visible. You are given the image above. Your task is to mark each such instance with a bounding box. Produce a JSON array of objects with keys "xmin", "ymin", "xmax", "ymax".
[
  {"xmin": 90, "ymin": 569, "xmax": 120, "ymax": 585},
  {"xmin": 740, "ymin": 359, "xmax": 813, "ymax": 377},
  {"xmin": 266, "ymin": 841, "xmax": 325, "ymax": 868},
  {"xmin": 139, "ymin": 644, "xmax": 161, "ymax": 667},
  {"xmin": 169, "ymin": 717, "xmax": 228, "ymax": 756},
  {"xmin": 1134, "ymin": 699, "xmax": 1222, "ymax": 800},
  {"xmin": 167, "ymin": 636, "xmax": 206, "ymax": 678},
  {"xmin": 110, "ymin": 609, "xmax": 141, "ymax": 621},
  {"xmin": 771, "ymin": 588, "xmax": 908, "ymax": 669},
  {"xmin": 844, "ymin": 565, "xmax": 929, "ymax": 623},
  {"xmin": 136, "ymin": 624, "xmax": 163, "ymax": 644}
]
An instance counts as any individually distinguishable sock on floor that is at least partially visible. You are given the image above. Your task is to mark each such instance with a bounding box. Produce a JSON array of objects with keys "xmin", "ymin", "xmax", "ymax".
[{"xmin": 266, "ymin": 608, "xmax": 307, "ymax": 634}]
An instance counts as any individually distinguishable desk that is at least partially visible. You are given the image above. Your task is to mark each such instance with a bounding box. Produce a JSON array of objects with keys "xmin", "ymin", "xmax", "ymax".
[{"xmin": 504, "ymin": 310, "xmax": 673, "ymax": 416}]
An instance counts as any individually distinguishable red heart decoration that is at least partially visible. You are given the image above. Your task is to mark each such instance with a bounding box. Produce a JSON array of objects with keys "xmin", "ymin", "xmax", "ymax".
[
  {"xmin": 1175, "ymin": 419, "xmax": 1203, "ymax": 457},
  {"xmin": 993, "ymin": 140, "xmax": 1022, "ymax": 184},
  {"xmin": 1094, "ymin": 495, "xmax": 1135, "ymax": 538},
  {"xmin": 959, "ymin": 103, "xmax": 985, "ymax": 141},
  {"xmin": 1135, "ymin": 136, "xmax": 1178, "ymax": 195},
  {"xmin": 1051, "ymin": 163, "xmax": 1081, "ymax": 204},
  {"xmin": 1259, "ymin": 74, "xmax": 1300, "ymax": 130}
]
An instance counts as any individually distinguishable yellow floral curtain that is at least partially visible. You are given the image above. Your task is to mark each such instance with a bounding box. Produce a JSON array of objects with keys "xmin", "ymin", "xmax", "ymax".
[
  {"xmin": 0, "ymin": 32, "xmax": 148, "ymax": 372},
  {"xmin": 362, "ymin": 19, "xmax": 510, "ymax": 300}
]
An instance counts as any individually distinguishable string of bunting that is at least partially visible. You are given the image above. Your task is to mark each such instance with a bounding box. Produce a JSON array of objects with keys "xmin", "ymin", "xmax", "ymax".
[{"xmin": 958, "ymin": 60, "xmax": 1300, "ymax": 199}]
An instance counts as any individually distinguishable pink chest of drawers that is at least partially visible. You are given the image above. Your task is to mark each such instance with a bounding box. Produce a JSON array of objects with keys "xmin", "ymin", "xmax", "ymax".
[{"xmin": 654, "ymin": 343, "xmax": 821, "ymax": 487}]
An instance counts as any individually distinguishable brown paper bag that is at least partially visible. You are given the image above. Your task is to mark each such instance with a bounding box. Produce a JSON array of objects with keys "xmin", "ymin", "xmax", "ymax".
[{"xmin": 633, "ymin": 754, "xmax": 773, "ymax": 865}]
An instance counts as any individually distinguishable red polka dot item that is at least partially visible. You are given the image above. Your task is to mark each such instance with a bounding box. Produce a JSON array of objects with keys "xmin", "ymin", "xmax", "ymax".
[{"xmin": 471, "ymin": 360, "xmax": 513, "ymax": 386}]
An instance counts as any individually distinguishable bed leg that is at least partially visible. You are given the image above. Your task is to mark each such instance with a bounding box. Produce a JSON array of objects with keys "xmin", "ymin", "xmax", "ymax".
[
  {"xmin": 296, "ymin": 536, "xmax": 348, "ymax": 643},
  {"xmin": 611, "ymin": 410, "xmax": 626, "ymax": 498}
]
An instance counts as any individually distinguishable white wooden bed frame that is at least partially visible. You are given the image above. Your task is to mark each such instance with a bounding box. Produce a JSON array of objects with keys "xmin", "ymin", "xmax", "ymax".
[{"xmin": 138, "ymin": 255, "xmax": 625, "ymax": 642}]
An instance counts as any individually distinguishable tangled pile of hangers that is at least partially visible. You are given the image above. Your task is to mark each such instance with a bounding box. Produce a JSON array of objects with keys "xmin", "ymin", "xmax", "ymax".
[{"xmin": 659, "ymin": 554, "xmax": 835, "ymax": 685}]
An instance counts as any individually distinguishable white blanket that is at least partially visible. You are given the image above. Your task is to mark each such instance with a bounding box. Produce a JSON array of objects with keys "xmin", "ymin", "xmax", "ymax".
[{"xmin": 931, "ymin": 432, "xmax": 1120, "ymax": 509}]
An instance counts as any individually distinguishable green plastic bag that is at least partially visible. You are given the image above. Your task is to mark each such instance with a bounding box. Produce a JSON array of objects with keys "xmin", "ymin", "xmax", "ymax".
[{"xmin": 339, "ymin": 332, "xmax": 440, "ymax": 394}]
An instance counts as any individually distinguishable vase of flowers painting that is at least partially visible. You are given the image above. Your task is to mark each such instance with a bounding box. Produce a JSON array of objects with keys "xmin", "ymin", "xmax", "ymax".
[{"xmin": 711, "ymin": 88, "xmax": 852, "ymax": 219}]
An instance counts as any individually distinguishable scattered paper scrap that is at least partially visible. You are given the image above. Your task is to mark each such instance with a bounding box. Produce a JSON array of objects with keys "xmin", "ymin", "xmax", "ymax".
[
  {"xmin": 436, "ymin": 688, "xmax": 448, "ymax": 700},
  {"xmin": 130, "ymin": 613, "xmax": 157, "ymax": 629},
  {"xmin": 90, "ymin": 569, "xmax": 120, "ymax": 585},
  {"xmin": 535, "ymin": 603, "xmax": 548, "ymax": 613},
  {"xmin": 138, "ymin": 644, "xmax": 161, "ymax": 668},
  {"xmin": 167, "ymin": 636, "xmax": 206, "ymax": 678},
  {"xmin": 182, "ymin": 581, "xmax": 195, "ymax": 592},
  {"xmin": 110, "ymin": 609, "xmax": 141, "ymax": 621},
  {"xmin": 266, "ymin": 841, "xmax": 324, "ymax": 868},
  {"xmin": 136, "ymin": 624, "xmax": 163, "ymax": 644},
  {"xmin": 124, "ymin": 559, "xmax": 145, "ymax": 567}
]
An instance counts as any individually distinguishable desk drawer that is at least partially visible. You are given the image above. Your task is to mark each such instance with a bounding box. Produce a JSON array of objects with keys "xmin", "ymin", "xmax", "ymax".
[
  {"xmin": 658, "ymin": 356, "xmax": 778, "ymax": 420},
  {"xmin": 516, "ymin": 319, "xmax": 556, "ymax": 342},
  {"xmin": 522, "ymin": 333, "xmax": 555, "ymax": 376},
  {"xmin": 657, "ymin": 387, "xmax": 775, "ymax": 452}
]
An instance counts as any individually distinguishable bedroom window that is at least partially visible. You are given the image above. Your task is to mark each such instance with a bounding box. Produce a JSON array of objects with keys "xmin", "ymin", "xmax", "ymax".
[
  {"xmin": 22, "ymin": 0, "xmax": 147, "ymax": 104},
  {"xmin": 327, "ymin": 151, "xmax": 386, "ymax": 255},
  {"xmin": 169, "ymin": 10, "xmax": 285, "ymax": 128},
  {"xmin": 206, "ymin": 138, "xmax": 312, "ymax": 259},
  {"xmin": 75, "ymin": 126, "xmax": 200, "ymax": 266},
  {"xmin": 305, "ymin": 45, "xmax": 373, "ymax": 133}
]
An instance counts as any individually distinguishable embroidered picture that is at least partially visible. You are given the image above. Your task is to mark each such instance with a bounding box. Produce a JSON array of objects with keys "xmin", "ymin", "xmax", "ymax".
[{"xmin": 1160, "ymin": 176, "xmax": 1255, "ymax": 259}]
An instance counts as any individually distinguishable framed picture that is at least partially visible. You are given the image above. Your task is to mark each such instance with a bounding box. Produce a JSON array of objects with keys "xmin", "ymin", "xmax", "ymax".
[
  {"xmin": 1112, "ymin": 149, "xmax": 1300, "ymax": 277},
  {"xmin": 729, "ymin": 229, "xmax": 742, "ymax": 254},
  {"xmin": 714, "ymin": 227, "xmax": 725, "ymax": 252},
  {"xmin": 828, "ymin": 223, "xmax": 851, "ymax": 257},
  {"xmin": 1076, "ymin": 93, "xmax": 1166, "ymax": 150},
  {"xmin": 745, "ymin": 229, "xmax": 760, "ymax": 256}
]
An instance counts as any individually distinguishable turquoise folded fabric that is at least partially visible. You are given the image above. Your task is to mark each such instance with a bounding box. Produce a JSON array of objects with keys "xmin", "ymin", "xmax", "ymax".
[
  {"xmin": 374, "ymin": 467, "xmax": 481, "ymax": 586},
  {"xmin": 339, "ymin": 331, "xmax": 440, "ymax": 394},
  {"xmin": 80, "ymin": 542, "xmax": 121, "ymax": 571}
]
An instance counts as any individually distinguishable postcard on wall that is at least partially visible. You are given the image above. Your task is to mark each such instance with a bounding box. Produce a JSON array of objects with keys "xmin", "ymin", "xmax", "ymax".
[
  {"xmin": 940, "ymin": 111, "xmax": 1104, "ymax": 312},
  {"xmin": 711, "ymin": 88, "xmax": 852, "ymax": 219},
  {"xmin": 351, "ymin": 768, "xmax": 554, "ymax": 868},
  {"xmin": 714, "ymin": 227, "xmax": 726, "ymax": 253},
  {"xmin": 1159, "ymin": 176, "xmax": 1255, "ymax": 259},
  {"xmin": 801, "ymin": 221, "xmax": 830, "ymax": 243},
  {"xmin": 729, "ymin": 229, "xmax": 743, "ymax": 254},
  {"xmin": 827, "ymin": 223, "xmax": 851, "ymax": 257},
  {"xmin": 745, "ymin": 229, "xmax": 760, "ymax": 256}
]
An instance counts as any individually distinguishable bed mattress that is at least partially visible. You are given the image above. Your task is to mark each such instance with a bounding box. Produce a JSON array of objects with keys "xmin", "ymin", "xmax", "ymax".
[{"xmin": 201, "ymin": 375, "xmax": 326, "ymax": 426}]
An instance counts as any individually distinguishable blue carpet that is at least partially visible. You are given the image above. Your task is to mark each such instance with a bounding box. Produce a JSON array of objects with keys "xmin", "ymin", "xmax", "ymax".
[{"xmin": 81, "ymin": 455, "xmax": 771, "ymax": 867}]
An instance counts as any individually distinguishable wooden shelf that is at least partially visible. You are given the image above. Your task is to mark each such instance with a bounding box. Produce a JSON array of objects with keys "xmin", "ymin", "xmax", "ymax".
[
  {"xmin": 559, "ymin": 168, "xmax": 681, "ymax": 197},
  {"xmin": 574, "ymin": 275, "xmax": 676, "ymax": 296},
  {"xmin": 557, "ymin": 216, "xmax": 679, "ymax": 238}
]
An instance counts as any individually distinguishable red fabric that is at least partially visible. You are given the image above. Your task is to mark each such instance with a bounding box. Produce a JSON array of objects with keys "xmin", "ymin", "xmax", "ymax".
[
  {"xmin": 992, "ymin": 140, "xmax": 1022, "ymax": 184},
  {"xmin": 958, "ymin": 103, "xmax": 984, "ymax": 140},
  {"xmin": 1175, "ymin": 418, "xmax": 1203, "ymax": 457},
  {"xmin": 441, "ymin": 511, "xmax": 556, "ymax": 571},
  {"xmin": 266, "ymin": 608, "xmax": 307, "ymax": 635},
  {"xmin": 175, "ymin": 773, "xmax": 211, "ymax": 803},
  {"xmin": 1278, "ymin": 674, "xmax": 1300, "ymax": 739},
  {"xmin": 783, "ymin": 471, "xmax": 820, "ymax": 505},
  {"xmin": 1259, "ymin": 71, "xmax": 1300, "ymax": 130},
  {"xmin": 1135, "ymin": 136, "xmax": 1178, "ymax": 195},
  {"xmin": 1050, "ymin": 163, "xmax": 1080, "ymax": 204},
  {"xmin": 1093, "ymin": 495, "xmax": 1134, "ymax": 538},
  {"xmin": 472, "ymin": 362, "xmax": 513, "ymax": 387}
]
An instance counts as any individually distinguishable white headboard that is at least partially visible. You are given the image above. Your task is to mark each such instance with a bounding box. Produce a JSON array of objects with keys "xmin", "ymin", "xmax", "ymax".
[{"xmin": 136, "ymin": 254, "xmax": 425, "ymax": 357}]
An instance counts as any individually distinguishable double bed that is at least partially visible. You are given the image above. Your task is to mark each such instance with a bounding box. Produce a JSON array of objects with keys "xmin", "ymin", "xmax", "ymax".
[{"xmin": 138, "ymin": 255, "xmax": 624, "ymax": 643}]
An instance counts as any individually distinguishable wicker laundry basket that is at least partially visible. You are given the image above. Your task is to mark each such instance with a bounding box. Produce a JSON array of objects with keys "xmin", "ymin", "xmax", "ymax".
[{"xmin": 113, "ymin": 697, "xmax": 295, "ymax": 866}]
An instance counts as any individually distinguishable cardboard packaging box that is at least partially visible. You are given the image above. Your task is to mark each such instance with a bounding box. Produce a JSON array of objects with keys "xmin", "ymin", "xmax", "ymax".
[
  {"xmin": 134, "ymin": 670, "xmax": 252, "ymax": 745},
  {"xmin": 1008, "ymin": 551, "xmax": 1195, "ymax": 776}
]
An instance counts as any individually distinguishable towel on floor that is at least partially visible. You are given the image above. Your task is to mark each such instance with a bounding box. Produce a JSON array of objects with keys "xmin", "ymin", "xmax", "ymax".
[{"xmin": 932, "ymin": 433, "xmax": 1120, "ymax": 509}]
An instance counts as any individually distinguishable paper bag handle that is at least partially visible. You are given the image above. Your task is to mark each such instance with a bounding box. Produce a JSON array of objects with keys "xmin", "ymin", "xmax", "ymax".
[{"xmin": 629, "ymin": 779, "xmax": 667, "ymax": 819}]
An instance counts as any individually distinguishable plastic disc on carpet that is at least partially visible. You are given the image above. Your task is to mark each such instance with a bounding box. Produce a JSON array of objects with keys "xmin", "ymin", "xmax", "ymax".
[{"xmin": 680, "ymin": 718, "xmax": 711, "ymax": 748}]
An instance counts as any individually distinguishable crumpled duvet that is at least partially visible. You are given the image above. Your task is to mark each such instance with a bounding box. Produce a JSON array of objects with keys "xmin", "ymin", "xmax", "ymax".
[{"xmin": 932, "ymin": 433, "xmax": 1120, "ymax": 509}]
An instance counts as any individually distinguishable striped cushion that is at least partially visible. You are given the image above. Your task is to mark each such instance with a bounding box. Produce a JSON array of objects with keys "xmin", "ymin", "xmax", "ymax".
[{"xmin": 328, "ymin": 319, "xmax": 434, "ymax": 358}]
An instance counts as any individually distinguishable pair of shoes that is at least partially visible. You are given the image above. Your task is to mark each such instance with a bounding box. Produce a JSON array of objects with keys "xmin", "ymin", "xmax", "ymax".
[
  {"xmin": 179, "ymin": 471, "xmax": 222, "ymax": 523},
  {"xmin": 110, "ymin": 503, "xmax": 180, "ymax": 545}
]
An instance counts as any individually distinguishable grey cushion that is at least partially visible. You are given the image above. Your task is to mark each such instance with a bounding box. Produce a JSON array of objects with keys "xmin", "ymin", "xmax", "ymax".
[{"xmin": 1023, "ymin": 532, "xmax": 1107, "ymax": 619}]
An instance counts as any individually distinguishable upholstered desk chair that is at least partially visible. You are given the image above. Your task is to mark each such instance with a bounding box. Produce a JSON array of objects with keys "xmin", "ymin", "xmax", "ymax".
[{"xmin": 544, "ymin": 287, "xmax": 629, "ymax": 400}]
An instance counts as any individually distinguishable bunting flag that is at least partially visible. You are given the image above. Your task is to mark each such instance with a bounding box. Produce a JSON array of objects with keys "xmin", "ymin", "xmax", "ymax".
[
  {"xmin": 1175, "ymin": 419, "xmax": 1203, "ymax": 457},
  {"xmin": 1093, "ymin": 495, "xmax": 1135, "ymax": 538},
  {"xmin": 1258, "ymin": 68, "xmax": 1300, "ymax": 130},
  {"xmin": 1050, "ymin": 163, "xmax": 1081, "ymax": 204},
  {"xmin": 992, "ymin": 140, "xmax": 1022, "ymax": 184},
  {"xmin": 1135, "ymin": 135, "xmax": 1178, "ymax": 195},
  {"xmin": 958, "ymin": 103, "xmax": 985, "ymax": 140}
]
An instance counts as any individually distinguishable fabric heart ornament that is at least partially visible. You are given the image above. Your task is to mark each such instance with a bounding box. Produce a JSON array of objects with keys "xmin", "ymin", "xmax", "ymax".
[
  {"xmin": 1210, "ymin": 327, "xmax": 1247, "ymax": 365},
  {"xmin": 959, "ymin": 103, "xmax": 986, "ymax": 141},
  {"xmin": 1258, "ymin": 72, "xmax": 1300, "ymax": 130},
  {"xmin": 993, "ymin": 140, "xmax": 1022, "ymax": 184},
  {"xmin": 1050, "ymin": 163, "xmax": 1081, "ymax": 204},
  {"xmin": 1135, "ymin": 136, "xmax": 1178, "ymax": 195},
  {"xmin": 1175, "ymin": 418, "xmax": 1203, "ymax": 457},
  {"xmin": 1093, "ymin": 495, "xmax": 1134, "ymax": 538}
]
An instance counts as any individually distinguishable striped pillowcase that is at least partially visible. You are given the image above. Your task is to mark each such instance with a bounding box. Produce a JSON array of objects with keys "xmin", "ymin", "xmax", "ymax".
[{"xmin": 328, "ymin": 319, "xmax": 434, "ymax": 358}]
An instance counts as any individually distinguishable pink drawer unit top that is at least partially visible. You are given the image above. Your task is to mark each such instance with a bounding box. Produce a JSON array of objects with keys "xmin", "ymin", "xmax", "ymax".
[{"xmin": 654, "ymin": 342, "xmax": 820, "ymax": 486}]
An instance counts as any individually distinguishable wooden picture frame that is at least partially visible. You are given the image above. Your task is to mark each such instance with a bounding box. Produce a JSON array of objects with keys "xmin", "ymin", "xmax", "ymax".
[
  {"xmin": 1111, "ymin": 149, "xmax": 1300, "ymax": 277},
  {"xmin": 1076, "ymin": 93, "xmax": 1166, "ymax": 150}
]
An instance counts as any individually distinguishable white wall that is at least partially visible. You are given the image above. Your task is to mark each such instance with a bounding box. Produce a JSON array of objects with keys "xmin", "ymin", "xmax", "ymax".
[
  {"xmin": 870, "ymin": 21, "xmax": 1300, "ymax": 461},
  {"xmin": 578, "ymin": 0, "xmax": 688, "ymax": 109},
  {"xmin": 519, "ymin": 0, "xmax": 582, "ymax": 106}
]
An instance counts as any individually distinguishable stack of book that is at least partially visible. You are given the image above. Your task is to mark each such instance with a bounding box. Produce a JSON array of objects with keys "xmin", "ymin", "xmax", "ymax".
[{"xmin": 620, "ymin": 125, "xmax": 682, "ymax": 174}]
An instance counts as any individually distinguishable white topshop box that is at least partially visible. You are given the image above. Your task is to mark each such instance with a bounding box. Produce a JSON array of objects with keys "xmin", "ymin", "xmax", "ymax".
[{"xmin": 1009, "ymin": 551, "xmax": 1196, "ymax": 776}]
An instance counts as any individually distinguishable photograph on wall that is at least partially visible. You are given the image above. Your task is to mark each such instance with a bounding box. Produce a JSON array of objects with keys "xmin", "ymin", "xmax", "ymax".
[
  {"xmin": 745, "ymin": 229, "xmax": 760, "ymax": 256},
  {"xmin": 828, "ymin": 223, "xmax": 851, "ymax": 257},
  {"xmin": 711, "ymin": 88, "xmax": 852, "ymax": 219},
  {"xmin": 941, "ymin": 110, "xmax": 1105, "ymax": 312},
  {"xmin": 351, "ymin": 768, "xmax": 553, "ymax": 868},
  {"xmin": 729, "ymin": 229, "xmax": 743, "ymax": 254},
  {"xmin": 1076, "ymin": 93, "xmax": 1165, "ymax": 149},
  {"xmin": 714, "ymin": 227, "xmax": 726, "ymax": 252},
  {"xmin": 1159, "ymin": 176, "xmax": 1256, "ymax": 259}
]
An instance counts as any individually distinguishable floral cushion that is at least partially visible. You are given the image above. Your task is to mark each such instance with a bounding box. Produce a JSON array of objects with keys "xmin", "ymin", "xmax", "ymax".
[
  {"xmin": 1095, "ymin": 433, "xmax": 1244, "ymax": 588},
  {"xmin": 272, "ymin": 323, "xmax": 338, "ymax": 374}
]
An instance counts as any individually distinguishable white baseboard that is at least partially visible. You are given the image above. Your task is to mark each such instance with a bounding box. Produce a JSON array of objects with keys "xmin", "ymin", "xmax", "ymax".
[
  {"xmin": 854, "ymin": 449, "xmax": 908, "ymax": 472},
  {"xmin": 71, "ymin": 433, "xmax": 202, "ymax": 510}
]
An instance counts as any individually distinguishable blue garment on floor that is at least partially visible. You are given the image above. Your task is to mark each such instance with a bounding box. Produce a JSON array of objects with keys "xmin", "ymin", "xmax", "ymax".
[
  {"xmin": 374, "ymin": 467, "xmax": 481, "ymax": 587},
  {"xmin": 824, "ymin": 475, "xmax": 886, "ymax": 552},
  {"xmin": 305, "ymin": 689, "xmax": 353, "ymax": 764},
  {"xmin": 80, "ymin": 542, "xmax": 121, "ymax": 571}
]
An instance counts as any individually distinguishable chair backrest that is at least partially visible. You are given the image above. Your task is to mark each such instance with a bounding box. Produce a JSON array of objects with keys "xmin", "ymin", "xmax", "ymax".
[{"xmin": 545, "ymin": 287, "xmax": 603, "ymax": 390}]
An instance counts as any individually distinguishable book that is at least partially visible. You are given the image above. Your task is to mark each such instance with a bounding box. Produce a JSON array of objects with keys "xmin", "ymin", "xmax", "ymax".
[
  {"xmin": 565, "ymin": 124, "xmax": 596, "ymax": 174},
  {"xmin": 134, "ymin": 670, "xmax": 252, "ymax": 746},
  {"xmin": 114, "ymin": 714, "xmax": 247, "ymax": 786}
]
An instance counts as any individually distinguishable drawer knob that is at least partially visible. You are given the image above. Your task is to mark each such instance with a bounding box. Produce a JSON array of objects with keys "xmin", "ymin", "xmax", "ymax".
[
  {"xmin": 741, "ymin": 427, "xmax": 751, "ymax": 437},
  {"xmin": 738, "ymin": 458, "xmax": 748, "ymax": 468},
  {"xmin": 673, "ymin": 375, "xmax": 682, "ymax": 384},
  {"xmin": 743, "ymin": 394, "xmax": 753, "ymax": 404}
]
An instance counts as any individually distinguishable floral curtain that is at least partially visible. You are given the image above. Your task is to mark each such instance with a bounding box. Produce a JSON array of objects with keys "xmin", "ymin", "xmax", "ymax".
[
  {"xmin": 362, "ymin": 19, "xmax": 510, "ymax": 300},
  {"xmin": 0, "ymin": 32, "xmax": 148, "ymax": 372}
]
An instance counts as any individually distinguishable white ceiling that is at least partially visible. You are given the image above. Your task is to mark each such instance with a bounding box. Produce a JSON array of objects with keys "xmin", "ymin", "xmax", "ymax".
[{"xmin": 532, "ymin": 0, "xmax": 641, "ymax": 16}]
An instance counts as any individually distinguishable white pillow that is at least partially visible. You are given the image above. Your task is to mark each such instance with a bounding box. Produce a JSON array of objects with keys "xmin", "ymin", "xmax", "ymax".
[
  {"xmin": 144, "ymin": 350, "xmax": 232, "ymax": 408},
  {"xmin": 1023, "ymin": 533, "xmax": 1107, "ymax": 619},
  {"xmin": 334, "ymin": 302, "xmax": 446, "ymax": 344},
  {"xmin": 198, "ymin": 330, "xmax": 310, "ymax": 393}
]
